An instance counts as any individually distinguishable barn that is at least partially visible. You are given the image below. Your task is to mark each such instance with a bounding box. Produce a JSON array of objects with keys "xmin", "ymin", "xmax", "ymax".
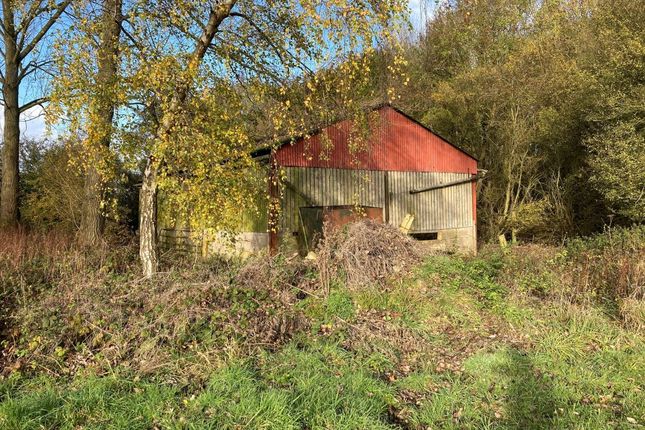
[{"xmin": 159, "ymin": 104, "xmax": 479, "ymax": 256}]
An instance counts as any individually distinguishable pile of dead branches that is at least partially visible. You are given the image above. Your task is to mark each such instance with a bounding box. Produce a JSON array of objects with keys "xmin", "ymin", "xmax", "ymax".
[{"xmin": 316, "ymin": 220, "xmax": 421, "ymax": 292}]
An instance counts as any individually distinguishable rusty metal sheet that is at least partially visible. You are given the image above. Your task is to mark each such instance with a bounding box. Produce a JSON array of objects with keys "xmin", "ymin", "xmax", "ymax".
[{"xmin": 274, "ymin": 106, "xmax": 477, "ymax": 174}]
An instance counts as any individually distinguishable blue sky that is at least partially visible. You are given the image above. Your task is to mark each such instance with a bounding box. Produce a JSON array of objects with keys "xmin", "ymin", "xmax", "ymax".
[{"xmin": 9, "ymin": 0, "xmax": 436, "ymax": 141}]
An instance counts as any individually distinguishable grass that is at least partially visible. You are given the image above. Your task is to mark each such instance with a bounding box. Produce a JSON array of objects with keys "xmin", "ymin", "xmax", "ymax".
[{"xmin": 1, "ymin": 226, "xmax": 643, "ymax": 429}]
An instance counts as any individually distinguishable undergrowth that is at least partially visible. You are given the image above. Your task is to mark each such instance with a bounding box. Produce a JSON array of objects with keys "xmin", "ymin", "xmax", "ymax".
[{"xmin": 0, "ymin": 223, "xmax": 643, "ymax": 429}]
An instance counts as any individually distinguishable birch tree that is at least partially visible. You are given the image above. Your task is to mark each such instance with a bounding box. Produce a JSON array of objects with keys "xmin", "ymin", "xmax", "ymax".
[
  {"xmin": 50, "ymin": 0, "xmax": 405, "ymax": 276},
  {"xmin": 138, "ymin": 0, "xmax": 406, "ymax": 276}
]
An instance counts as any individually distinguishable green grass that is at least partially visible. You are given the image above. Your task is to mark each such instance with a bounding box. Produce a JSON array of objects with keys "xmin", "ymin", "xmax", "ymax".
[
  {"xmin": 0, "ymin": 374, "xmax": 179, "ymax": 429},
  {"xmin": 2, "ymin": 247, "xmax": 643, "ymax": 429},
  {"xmin": 1, "ymin": 343, "xmax": 397, "ymax": 430}
]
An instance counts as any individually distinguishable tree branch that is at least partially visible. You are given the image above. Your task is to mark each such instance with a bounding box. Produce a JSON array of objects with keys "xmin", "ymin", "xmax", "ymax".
[
  {"xmin": 171, "ymin": 0, "xmax": 237, "ymax": 107},
  {"xmin": 191, "ymin": 1, "xmax": 237, "ymax": 65},
  {"xmin": 19, "ymin": 97, "xmax": 49, "ymax": 113},
  {"xmin": 228, "ymin": 11, "xmax": 315, "ymax": 77},
  {"xmin": 19, "ymin": 0, "xmax": 72, "ymax": 61},
  {"xmin": 16, "ymin": 1, "xmax": 51, "ymax": 48},
  {"xmin": 18, "ymin": 59, "xmax": 54, "ymax": 82},
  {"xmin": 228, "ymin": 12, "xmax": 286, "ymax": 64}
]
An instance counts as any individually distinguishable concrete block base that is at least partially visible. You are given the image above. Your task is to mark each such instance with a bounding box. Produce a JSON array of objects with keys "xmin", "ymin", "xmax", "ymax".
[{"xmin": 414, "ymin": 225, "xmax": 476, "ymax": 255}]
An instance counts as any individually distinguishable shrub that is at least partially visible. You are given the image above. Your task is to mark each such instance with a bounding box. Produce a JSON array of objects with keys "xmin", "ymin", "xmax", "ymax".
[
  {"xmin": 560, "ymin": 225, "xmax": 644, "ymax": 302},
  {"xmin": 20, "ymin": 144, "xmax": 84, "ymax": 231}
]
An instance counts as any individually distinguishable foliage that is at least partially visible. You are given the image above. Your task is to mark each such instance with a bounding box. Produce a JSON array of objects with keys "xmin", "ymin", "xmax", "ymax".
[
  {"xmin": 48, "ymin": 0, "xmax": 408, "ymax": 240},
  {"xmin": 20, "ymin": 143, "xmax": 84, "ymax": 231},
  {"xmin": 390, "ymin": 0, "xmax": 644, "ymax": 240},
  {"xmin": 585, "ymin": 94, "xmax": 645, "ymax": 221},
  {"xmin": 3, "ymin": 253, "xmax": 306, "ymax": 380},
  {"xmin": 559, "ymin": 225, "xmax": 645, "ymax": 303},
  {"xmin": 18, "ymin": 141, "xmax": 139, "ymax": 231}
]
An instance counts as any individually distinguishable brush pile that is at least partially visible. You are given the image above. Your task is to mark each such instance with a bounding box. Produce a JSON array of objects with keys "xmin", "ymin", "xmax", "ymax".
[{"xmin": 316, "ymin": 220, "xmax": 421, "ymax": 291}]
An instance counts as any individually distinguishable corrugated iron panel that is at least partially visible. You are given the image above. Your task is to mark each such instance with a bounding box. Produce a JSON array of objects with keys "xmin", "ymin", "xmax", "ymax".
[
  {"xmin": 275, "ymin": 106, "xmax": 477, "ymax": 174},
  {"xmin": 280, "ymin": 167, "xmax": 473, "ymax": 234},
  {"xmin": 281, "ymin": 167, "xmax": 384, "ymax": 233}
]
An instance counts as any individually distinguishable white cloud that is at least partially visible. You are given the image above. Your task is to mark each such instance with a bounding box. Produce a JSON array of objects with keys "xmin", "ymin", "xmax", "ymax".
[{"xmin": 0, "ymin": 104, "xmax": 52, "ymax": 141}]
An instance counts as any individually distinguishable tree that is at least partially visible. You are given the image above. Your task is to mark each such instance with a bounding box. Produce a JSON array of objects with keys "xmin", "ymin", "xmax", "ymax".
[
  {"xmin": 402, "ymin": 0, "xmax": 623, "ymax": 240},
  {"xmin": 0, "ymin": 0, "xmax": 71, "ymax": 227},
  {"xmin": 78, "ymin": 0, "xmax": 123, "ymax": 245},
  {"xmin": 584, "ymin": 0, "xmax": 645, "ymax": 222},
  {"xmin": 49, "ymin": 0, "xmax": 403, "ymax": 276},
  {"xmin": 586, "ymin": 104, "xmax": 645, "ymax": 221},
  {"xmin": 141, "ymin": 1, "xmax": 405, "ymax": 276}
]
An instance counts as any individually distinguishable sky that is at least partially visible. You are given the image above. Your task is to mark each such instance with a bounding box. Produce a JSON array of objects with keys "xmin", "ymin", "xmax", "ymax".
[
  {"xmin": 408, "ymin": 0, "xmax": 438, "ymax": 33},
  {"xmin": 7, "ymin": 0, "xmax": 437, "ymax": 142},
  {"xmin": 0, "ymin": 104, "xmax": 49, "ymax": 141}
]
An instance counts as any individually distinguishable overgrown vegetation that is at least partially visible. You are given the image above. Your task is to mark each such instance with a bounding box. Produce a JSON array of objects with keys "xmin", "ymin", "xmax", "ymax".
[
  {"xmin": 0, "ymin": 2, "xmax": 643, "ymax": 428},
  {"xmin": 392, "ymin": 0, "xmax": 644, "ymax": 240},
  {"xmin": 1, "ymin": 223, "xmax": 642, "ymax": 429}
]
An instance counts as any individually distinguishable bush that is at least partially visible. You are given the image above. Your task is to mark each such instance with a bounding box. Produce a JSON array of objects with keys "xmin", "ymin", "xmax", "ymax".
[
  {"xmin": 560, "ymin": 225, "xmax": 644, "ymax": 302},
  {"xmin": 20, "ymin": 144, "xmax": 84, "ymax": 231}
]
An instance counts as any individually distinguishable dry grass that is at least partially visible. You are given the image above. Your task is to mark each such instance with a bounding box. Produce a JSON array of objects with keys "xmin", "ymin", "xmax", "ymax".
[
  {"xmin": 2, "ymin": 222, "xmax": 643, "ymax": 388},
  {"xmin": 561, "ymin": 226, "xmax": 645, "ymax": 302},
  {"xmin": 618, "ymin": 298, "xmax": 645, "ymax": 334},
  {"xmin": 2, "ymin": 241, "xmax": 308, "ymax": 382},
  {"xmin": 0, "ymin": 227, "xmax": 75, "ymax": 271}
]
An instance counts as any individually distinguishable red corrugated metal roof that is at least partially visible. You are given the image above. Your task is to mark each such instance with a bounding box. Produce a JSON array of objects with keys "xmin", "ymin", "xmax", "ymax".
[{"xmin": 273, "ymin": 105, "xmax": 477, "ymax": 174}]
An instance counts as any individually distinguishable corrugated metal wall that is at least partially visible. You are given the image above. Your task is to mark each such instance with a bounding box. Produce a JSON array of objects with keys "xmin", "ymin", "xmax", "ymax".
[
  {"xmin": 280, "ymin": 167, "xmax": 384, "ymax": 232},
  {"xmin": 387, "ymin": 171, "xmax": 473, "ymax": 232},
  {"xmin": 280, "ymin": 167, "xmax": 473, "ymax": 234}
]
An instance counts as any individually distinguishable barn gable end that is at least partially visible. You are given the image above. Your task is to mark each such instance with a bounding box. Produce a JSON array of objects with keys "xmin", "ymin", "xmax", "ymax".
[{"xmin": 274, "ymin": 105, "xmax": 477, "ymax": 174}]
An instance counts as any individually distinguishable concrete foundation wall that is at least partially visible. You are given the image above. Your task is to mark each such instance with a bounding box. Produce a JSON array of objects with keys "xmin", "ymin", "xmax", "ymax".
[
  {"xmin": 159, "ymin": 228, "xmax": 268, "ymax": 259},
  {"xmin": 208, "ymin": 232, "xmax": 269, "ymax": 258},
  {"xmin": 416, "ymin": 226, "xmax": 477, "ymax": 255}
]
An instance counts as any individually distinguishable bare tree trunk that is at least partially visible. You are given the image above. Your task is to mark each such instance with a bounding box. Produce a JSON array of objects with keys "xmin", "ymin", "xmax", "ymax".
[
  {"xmin": 0, "ymin": 4, "xmax": 19, "ymax": 227},
  {"xmin": 79, "ymin": 0, "xmax": 122, "ymax": 245},
  {"xmin": 138, "ymin": 0, "xmax": 236, "ymax": 277},
  {"xmin": 80, "ymin": 168, "xmax": 104, "ymax": 243},
  {"xmin": 139, "ymin": 158, "xmax": 158, "ymax": 276},
  {"xmin": 1, "ymin": 0, "xmax": 71, "ymax": 227}
]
